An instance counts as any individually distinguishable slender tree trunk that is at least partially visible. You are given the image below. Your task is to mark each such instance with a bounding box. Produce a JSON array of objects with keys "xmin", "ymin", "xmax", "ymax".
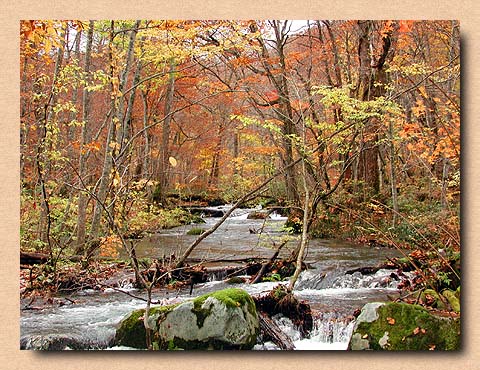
[
  {"xmin": 209, "ymin": 124, "xmax": 224, "ymax": 186},
  {"xmin": 324, "ymin": 21, "xmax": 343, "ymax": 87},
  {"xmin": 116, "ymin": 32, "xmax": 143, "ymax": 172},
  {"xmin": 37, "ymin": 26, "xmax": 65, "ymax": 247},
  {"xmin": 232, "ymin": 130, "xmax": 239, "ymax": 175},
  {"xmin": 141, "ymin": 90, "xmax": 151, "ymax": 178},
  {"xmin": 156, "ymin": 57, "xmax": 176, "ymax": 204},
  {"xmin": 441, "ymin": 158, "xmax": 450, "ymax": 209},
  {"xmin": 88, "ymin": 20, "xmax": 140, "ymax": 246},
  {"xmin": 67, "ymin": 29, "xmax": 82, "ymax": 163},
  {"xmin": 388, "ymin": 120, "xmax": 399, "ymax": 226},
  {"xmin": 75, "ymin": 20, "xmax": 94, "ymax": 254},
  {"xmin": 288, "ymin": 178, "xmax": 309, "ymax": 290},
  {"xmin": 273, "ymin": 21, "xmax": 299, "ymax": 205},
  {"xmin": 250, "ymin": 20, "xmax": 299, "ymax": 205}
]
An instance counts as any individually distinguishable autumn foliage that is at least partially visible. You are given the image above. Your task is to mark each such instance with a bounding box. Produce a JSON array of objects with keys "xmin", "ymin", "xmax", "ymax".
[{"xmin": 20, "ymin": 20, "xmax": 460, "ymax": 282}]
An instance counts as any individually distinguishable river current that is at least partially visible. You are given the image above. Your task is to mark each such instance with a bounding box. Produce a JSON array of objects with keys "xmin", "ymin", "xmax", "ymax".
[{"xmin": 20, "ymin": 206, "xmax": 408, "ymax": 350}]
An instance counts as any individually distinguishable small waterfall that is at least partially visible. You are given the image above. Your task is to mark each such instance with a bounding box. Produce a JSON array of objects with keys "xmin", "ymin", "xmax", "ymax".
[
  {"xmin": 254, "ymin": 312, "xmax": 355, "ymax": 350},
  {"xmin": 295, "ymin": 312, "xmax": 355, "ymax": 350}
]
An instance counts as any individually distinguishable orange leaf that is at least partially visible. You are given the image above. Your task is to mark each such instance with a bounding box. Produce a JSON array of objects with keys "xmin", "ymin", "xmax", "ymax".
[
  {"xmin": 399, "ymin": 20, "xmax": 413, "ymax": 33},
  {"xmin": 387, "ymin": 317, "xmax": 395, "ymax": 325}
]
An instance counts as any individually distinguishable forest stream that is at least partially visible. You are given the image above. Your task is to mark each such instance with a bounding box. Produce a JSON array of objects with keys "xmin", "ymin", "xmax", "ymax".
[{"xmin": 20, "ymin": 206, "xmax": 408, "ymax": 350}]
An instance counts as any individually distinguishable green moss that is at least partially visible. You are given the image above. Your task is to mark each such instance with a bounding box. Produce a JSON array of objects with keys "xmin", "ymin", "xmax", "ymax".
[
  {"xmin": 191, "ymin": 298, "xmax": 214, "ymax": 328},
  {"xmin": 114, "ymin": 304, "xmax": 178, "ymax": 349},
  {"xmin": 421, "ymin": 289, "xmax": 447, "ymax": 310},
  {"xmin": 442, "ymin": 289, "xmax": 460, "ymax": 313},
  {"xmin": 114, "ymin": 309, "xmax": 147, "ymax": 348},
  {"xmin": 187, "ymin": 227, "xmax": 205, "ymax": 235},
  {"xmin": 272, "ymin": 284, "xmax": 288, "ymax": 301},
  {"xmin": 192, "ymin": 288, "xmax": 257, "ymax": 319},
  {"xmin": 355, "ymin": 302, "xmax": 460, "ymax": 350},
  {"xmin": 225, "ymin": 276, "xmax": 245, "ymax": 284}
]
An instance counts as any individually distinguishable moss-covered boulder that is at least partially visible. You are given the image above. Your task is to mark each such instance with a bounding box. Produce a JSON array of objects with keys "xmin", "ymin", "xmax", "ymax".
[
  {"xmin": 114, "ymin": 304, "xmax": 178, "ymax": 349},
  {"xmin": 114, "ymin": 288, "xmax": 259, "ymax": 350},
  {"xmin": 348, "ymin": 302, "xmax": 460, "ymax": 350}
]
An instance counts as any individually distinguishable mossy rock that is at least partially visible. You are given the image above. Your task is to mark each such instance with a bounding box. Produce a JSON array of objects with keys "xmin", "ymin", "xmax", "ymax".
[
  {"xmin": 247, "ymin": 211, "xmax": 268, "ymax": 220},
  {"xmin": 225, "ymin": 276, "xmax": 246, "ymax": 284},
  {"xmin": 188, "ymin": 214, "xmax": 206, "ymax": 224},
  {"xmin": 349, "ymin": 302, "xmax": 460, "ymax": 350},
  {"xmin": 114, "ymin": 288, "xmax": 259, "ymax": 350},
  {"xmin": 187, "ymin": 227, "xmax": 206, "ymax": 235},
  {"xmin": 191, "ymin": 288, "xmax": 258, "ymax": 321},
  {"xmin": 442, "ymin": 289, "xmax": 460, "ymax": 313},
  {"xmin": 420, "ymin": 289, "xmax": 448, "ymax": 310},
  {"xmin": 114, "ymin": 304, "xmax": 178, "ymax": 349}
]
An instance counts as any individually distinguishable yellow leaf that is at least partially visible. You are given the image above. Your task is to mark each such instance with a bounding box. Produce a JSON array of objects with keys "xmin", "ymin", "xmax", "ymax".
[
  {"xmin": 169, "ymin": 156, "xmax": 178, "ymax": 167},
  {"xmin": 44, "ymin": 38, "xmax": 52, "ymax": 54},
  {"xmin": 418, "ymin": 85, "xmax": 428, "ymax": 98}
]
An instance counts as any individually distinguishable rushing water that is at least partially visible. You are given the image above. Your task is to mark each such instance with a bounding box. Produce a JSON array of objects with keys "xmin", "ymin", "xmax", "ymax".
[{"xmin": 20, "ymin": 206, "xmax": 408, "ymax": 350}]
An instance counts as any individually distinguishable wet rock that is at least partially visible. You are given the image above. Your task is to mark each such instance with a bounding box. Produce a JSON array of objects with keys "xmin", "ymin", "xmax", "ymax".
[
  {"xmin": 20, "ymin": 334, "xmax": 107, "ymax": 350},
  {"xmin": 442, "ymin": 289, "xmax": 460, "ymax": 313},
  {"xmin": 247, "ymin": 211, "xmax": 269, "ymax": 220},
  {"xmin": 114, "ymin": 288, "xmax": 259, "ymax": 350},
  {"xmin": 348, "ymin": 302, "xmax": 460, "ymax": 350}
]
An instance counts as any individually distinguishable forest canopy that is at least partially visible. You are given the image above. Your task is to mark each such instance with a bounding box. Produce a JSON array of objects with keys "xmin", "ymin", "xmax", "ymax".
[{"xmin": 20, "ymin": 20, "xmax": 459, "ymax": 286}]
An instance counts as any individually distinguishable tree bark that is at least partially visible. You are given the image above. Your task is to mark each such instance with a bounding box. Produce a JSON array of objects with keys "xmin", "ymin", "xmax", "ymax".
[
  {"xmin": 354, "ymin": 20, "xmax": 394, "ymax": 196},
  {"xmin": 156, "ymin": 57, "xmax": 176, "ymax": 204},
  {"xmin": 88, "ymin": 20, "xmax": 140, "ymax": 246},
  {"xmin": 75, "ymin": 20, "xmax": 95, "ymax": 254},
  {"xmin": 36, "ymin": 25, "xmax": 66, "ymax": 248},
  {"xmin": 258, "ymin": 312, "xmax": 295, "ymax": 350},
  {"xmin": 251, "ymin": 20, "xmax": 299, "ymax": 205}
]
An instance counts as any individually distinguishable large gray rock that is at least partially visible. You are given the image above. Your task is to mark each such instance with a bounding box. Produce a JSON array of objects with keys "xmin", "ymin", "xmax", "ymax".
[
  {"xmin": 114, "ymin": 288, "xmax": 259, "ymax": 350},
  {"xmin": 348, "ymin": 302, "xmax": 460, "ymax": 350}
]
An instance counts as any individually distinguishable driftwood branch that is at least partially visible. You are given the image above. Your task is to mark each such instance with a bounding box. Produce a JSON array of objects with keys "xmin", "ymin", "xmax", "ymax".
[
  {"xmin": 250, "ymin": 241, "xmax": 288, "ymax": 284},
  {"xmin": 258, "ymin": 312, "xmax": 295, "ymax": 350}
]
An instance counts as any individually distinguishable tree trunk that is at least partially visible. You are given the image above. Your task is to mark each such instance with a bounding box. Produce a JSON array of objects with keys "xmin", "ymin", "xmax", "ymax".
[
  {"xmin": 288, "ymin": 151, "xmax": 310, "ymax": 291},
  {"xmin": 388, "ymin": 120, "xmax": 399, "ymax": 226},
  {"xmin": 141, "ymin": 90, "xmax": 151, "ymax": 179},
  {"xmin": 75, "ymin": 20, "xmax": 94, "ymax": 254},
  {"xmin": 37, "ymin": 25, "xmax": 66, "ymax": 248},
  {"xmin": 88, "ymin": 20, "xmax": 140, "ymax": 246},
  {"xmin": 354, "ymin": 20, "xmax": 394, "ymax": 196},
  {"xmin": 251, "ymin": 20, "xmax": 299, "ymax": 205},
  {"xmin": 155, "ymin": 57, "xmax": 176, "ymax": 204}
]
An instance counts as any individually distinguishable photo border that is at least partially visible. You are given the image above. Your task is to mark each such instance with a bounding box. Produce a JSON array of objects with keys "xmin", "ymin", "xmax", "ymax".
[{"xmin": 2, "ymin": 1, "xmax": 477, "ymax": 369}]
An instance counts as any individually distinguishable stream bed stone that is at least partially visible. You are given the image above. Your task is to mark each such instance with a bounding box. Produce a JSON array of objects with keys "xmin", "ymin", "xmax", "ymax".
[
  {"xmin": 114, "ymin": 288, "xmax": 259, "ymax": 350},
  {"xmin": 348, "ymin": 302, "xmax": 460, "ymax": 350}
]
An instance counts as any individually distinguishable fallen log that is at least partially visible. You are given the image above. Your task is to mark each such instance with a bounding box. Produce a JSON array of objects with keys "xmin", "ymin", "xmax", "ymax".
[
  {"xmin": 185, "ymin": 257, "xmax": 266, "ymax": 264},
  {"xmin": 250, "ymin": 241, "xmax": 287, "ymax": 284},
  {"xmin": 20, "ymin": 251, "xmax": 49, "ymax": 266},
  {"xmin": 258, "ymin": 312, "xmax": 295, "ymax": 350},
  {"xmin": 345, "ymin": 266, "xmax": 381, "ymax": 275},
  {"xmin": 253, "ymin": 285, "xmax": 313, "ymax": 337}
]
